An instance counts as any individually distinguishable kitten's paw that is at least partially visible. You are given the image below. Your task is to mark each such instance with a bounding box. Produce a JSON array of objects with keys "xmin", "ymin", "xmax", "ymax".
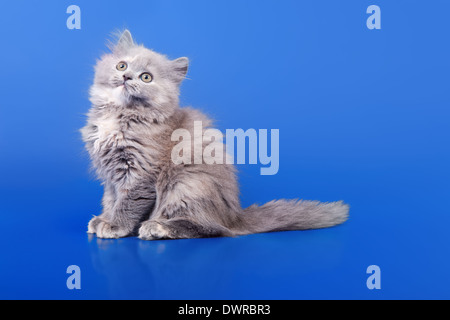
[
  {"xmin": 96, "ymin": 221, "xmax": 131, "ymax": 239},
  {"xmin": 138, "ymin": 221, "xmax": 170, "ymax": 240},
  {"xmin": 87, "ymin": 216, "xmax": 102, "ymax": 234},
  {"xmin": 88, "ymin": 216, "xmax": 130, "ymax": 239}
]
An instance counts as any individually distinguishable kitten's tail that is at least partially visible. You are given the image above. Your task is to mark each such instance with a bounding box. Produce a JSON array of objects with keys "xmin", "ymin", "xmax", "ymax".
[{"xmin": 234, "ymin": 199, "xmax": 349, "ymax": 235}]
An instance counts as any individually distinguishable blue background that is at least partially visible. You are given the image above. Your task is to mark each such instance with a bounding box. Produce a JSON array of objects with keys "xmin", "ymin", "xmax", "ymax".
[{"xmin": 0, "ymin": 0, "xmax": 449, "ymax": 299}]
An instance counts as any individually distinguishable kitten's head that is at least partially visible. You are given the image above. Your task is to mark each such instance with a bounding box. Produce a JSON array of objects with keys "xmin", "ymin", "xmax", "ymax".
[{"xmin": 90, "ymin": 30, "xmax": 188, "ymax": 120}]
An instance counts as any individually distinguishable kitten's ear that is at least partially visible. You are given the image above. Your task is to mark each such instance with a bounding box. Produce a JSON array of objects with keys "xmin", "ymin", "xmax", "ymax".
[
  {"xmin": 112, "ymin": 29, "xmax": 135, "ymax": 53},
  {"xmin": 172, "ymin": 57, "xmax": 189, "ymax": 83}
]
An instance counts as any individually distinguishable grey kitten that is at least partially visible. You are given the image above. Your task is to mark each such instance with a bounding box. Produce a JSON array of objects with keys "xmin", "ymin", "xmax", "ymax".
[{"xmin": 81, "ymin": 30, "xmax": 349, "ymax": 240}]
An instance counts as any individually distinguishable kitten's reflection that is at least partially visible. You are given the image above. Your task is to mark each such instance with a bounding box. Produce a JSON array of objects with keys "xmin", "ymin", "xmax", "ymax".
[
  {"xmin": 88, "ymin": 234, "xmax": 238, "ymax": 299},
  {"xmin": 88, "ymin": 234, "xmax": 156, "ymax": 299}
]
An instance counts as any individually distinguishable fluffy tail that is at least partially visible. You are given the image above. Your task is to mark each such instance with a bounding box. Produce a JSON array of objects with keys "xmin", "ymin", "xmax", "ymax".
[{"xmin": 234, "ymin": 199, "xmax": 349, "ymax": 235}]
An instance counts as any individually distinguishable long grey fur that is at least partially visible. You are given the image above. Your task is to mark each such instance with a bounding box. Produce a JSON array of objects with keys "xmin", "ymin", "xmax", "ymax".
[{"xmin": 81, "ymin": 30, "xmax": 349, "ymax": 240}]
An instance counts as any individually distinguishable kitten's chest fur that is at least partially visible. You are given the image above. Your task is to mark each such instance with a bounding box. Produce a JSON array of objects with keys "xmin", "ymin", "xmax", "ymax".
[
  {"xmin": 82, "ymin": 107, "xmax": 162, "ymax": 183},
  {"xmin": 90, "ymin": 112, "xmax": 126, "ymax": 152}
]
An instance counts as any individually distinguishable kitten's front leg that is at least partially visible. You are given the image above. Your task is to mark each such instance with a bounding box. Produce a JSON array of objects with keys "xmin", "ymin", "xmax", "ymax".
[
  {"xmin": 90, "ymin": 181, "xmax": 156, "ymax": 239},
  {"xmin": 87, "ymin": 183, "xmax": 116, "ymax": 234}
]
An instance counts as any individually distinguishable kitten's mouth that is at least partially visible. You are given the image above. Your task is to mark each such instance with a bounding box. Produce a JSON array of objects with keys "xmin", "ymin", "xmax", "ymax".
[
  {"xmin": 119, "ymin": 83, "xmax": 129, "ymax": 92},
  {"xmin": 118, "ymin": 83, "xmax": 140, "ymax": 100}
]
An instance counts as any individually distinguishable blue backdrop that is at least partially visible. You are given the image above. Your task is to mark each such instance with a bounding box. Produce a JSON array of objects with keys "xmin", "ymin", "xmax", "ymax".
[{"xmin": 0, "ymin": 0, "xmax": 449, "ymax": 299}]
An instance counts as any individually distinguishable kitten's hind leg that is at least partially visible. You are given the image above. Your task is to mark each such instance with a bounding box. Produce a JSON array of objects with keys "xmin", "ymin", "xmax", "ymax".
[
  {"xmin": 138, "ymin": 168, "xmax": 240, "ymax": 240},
  {"xmin": 138, "ymin": 218, "xmax": 230, "ymax": 240}
]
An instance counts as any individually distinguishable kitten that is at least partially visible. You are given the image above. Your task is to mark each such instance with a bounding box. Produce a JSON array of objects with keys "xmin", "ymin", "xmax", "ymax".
[{"xmin": 81, "ymin": 30, "xmax": 349, "ymax": 240}]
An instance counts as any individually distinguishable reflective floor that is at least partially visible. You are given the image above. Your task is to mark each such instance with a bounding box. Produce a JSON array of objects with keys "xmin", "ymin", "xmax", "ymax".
[{"xmin": 1, "ymin": 178, "xmax": 449, "ymax": 299}]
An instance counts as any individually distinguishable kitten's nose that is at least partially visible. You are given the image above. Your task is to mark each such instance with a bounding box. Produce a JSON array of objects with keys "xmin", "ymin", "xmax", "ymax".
[{"xmin": 123, "ymin": 74, "xmax": 132, "ymax": 82}]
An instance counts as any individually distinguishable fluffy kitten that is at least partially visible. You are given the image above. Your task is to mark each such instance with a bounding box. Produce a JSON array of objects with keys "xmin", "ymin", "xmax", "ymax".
[{"xmin": 81, "ymin": 30, "xmax": 349, "ymax": 240}]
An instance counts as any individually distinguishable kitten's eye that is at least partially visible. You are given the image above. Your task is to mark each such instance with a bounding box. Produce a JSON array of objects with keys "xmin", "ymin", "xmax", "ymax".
[
  {"xmin": 116, "ymin": 61, "xmax": 128, "ymax": 71},
  {"xmin": 140, "ymin": 73, "xmax": 153, "ymax": 83}
]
